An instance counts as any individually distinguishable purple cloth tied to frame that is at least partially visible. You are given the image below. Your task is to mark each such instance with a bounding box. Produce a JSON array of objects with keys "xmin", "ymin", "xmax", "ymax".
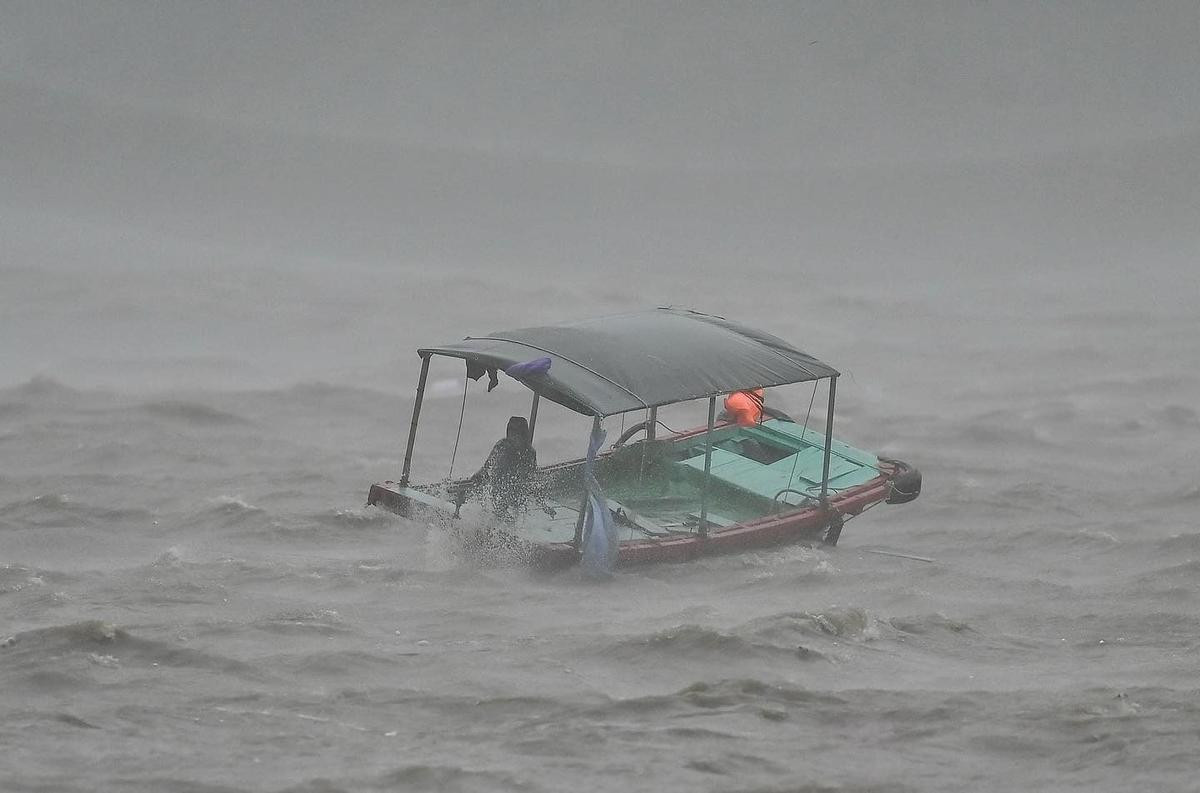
[{"xmin": 504, "ymin": 357, "xmax": 552, "ymax": 378}]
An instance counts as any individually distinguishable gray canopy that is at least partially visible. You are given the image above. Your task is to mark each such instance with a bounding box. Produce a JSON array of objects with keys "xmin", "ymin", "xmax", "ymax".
[{"xmin": 419, "ymin": 307, "xmax": 839, "ymax": 417}]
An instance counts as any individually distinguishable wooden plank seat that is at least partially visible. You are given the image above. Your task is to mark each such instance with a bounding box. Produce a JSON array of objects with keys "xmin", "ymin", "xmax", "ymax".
[
  {"xmin": 686, "ymin": 511, "xmax": 738, "ymax": 528},
  {"xmin": 755, "ymin": 420, "xmax": 881, "ymax": 468},
  {"xmin": 401, "ymin": 485, "xmax": 459, "ymax": 512},
  {"xmin": 605, "ymin": 498, "xmax": 676, "ymax": 537}
]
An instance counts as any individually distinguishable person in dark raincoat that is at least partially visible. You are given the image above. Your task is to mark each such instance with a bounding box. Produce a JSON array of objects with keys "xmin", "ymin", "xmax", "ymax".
[{"xmin": 459, "ymin": 416, "xmax": 554, "ymax": 520}]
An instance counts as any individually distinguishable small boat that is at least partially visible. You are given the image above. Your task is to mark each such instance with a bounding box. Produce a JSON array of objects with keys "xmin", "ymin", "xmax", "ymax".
[{"xmin": 367, "ymin": 308, "xmax": 920, "ymax": 570}]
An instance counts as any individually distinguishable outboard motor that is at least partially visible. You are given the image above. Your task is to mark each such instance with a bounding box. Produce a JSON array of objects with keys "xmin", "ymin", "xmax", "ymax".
[{"xmin": 884, "ymin": 460, "xmax": 922, "ymax": 505}]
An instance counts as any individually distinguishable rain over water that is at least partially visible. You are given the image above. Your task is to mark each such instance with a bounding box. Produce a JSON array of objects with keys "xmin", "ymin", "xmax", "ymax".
[{"xmin": 2, "ymin": 4, "xmax": 1199, "ymax": 791}]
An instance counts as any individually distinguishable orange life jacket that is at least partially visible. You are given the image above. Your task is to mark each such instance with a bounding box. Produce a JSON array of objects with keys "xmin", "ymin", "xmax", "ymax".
[{"xmin": 723, "ymin": 388, "xmax": 765, "ymax": 426}]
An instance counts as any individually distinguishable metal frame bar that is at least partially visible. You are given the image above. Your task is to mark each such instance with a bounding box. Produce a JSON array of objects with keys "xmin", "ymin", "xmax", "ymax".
[
  {"xmin": 528, "ymin": 392, "xmax": 540, "ymax": 441},
  {"xmin": 697, "ymin": 396, "xmax": 717, "ymax": 538},
  {"xmin": 820, "ymin": 375, "xmax": 837, "ymax": 506},
  {"xmin": 400, "ymin": 353, "xmax": 432, "ymax": 487},
  {"xmin": 573, "ymin": 414, "xmax": 602, "ymax": 549},
  {"xmin": 647, "ymin": 406, "xmax": 657, "ymax": 440},
  {"xmin": 414, "ymin": 348, "xmax": 836, "ymax": 421},
  {"xmin": 572, "ymin": 492, "xmax": 588, "ymax": 549}
]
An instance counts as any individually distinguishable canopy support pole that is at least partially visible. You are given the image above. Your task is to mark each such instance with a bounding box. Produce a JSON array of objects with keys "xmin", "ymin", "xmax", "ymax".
[
  {"xmin": 698, "ymin": 396, "xmax": 717, "ymax": 538},
  {"xmin": 572, "ymin": 493, "xmax": 587, "ymax": 550},
  {"xmin": 400, "ymin": 353, "xmax": 432, "ymax": 487},
  {"xmin": 819, "ymin": 375, "xmax": 837, "ymax": 506},
  {"xmin": 573, "ymin": 414, "xmax": 602, "ymax": 550},
  {"xmin": 647, "ymin": 406, "xmax": 657, "ymax": 440},
  {"xmin": 528, "ymin": 392, "xmax": 540, "ymax": 441}
]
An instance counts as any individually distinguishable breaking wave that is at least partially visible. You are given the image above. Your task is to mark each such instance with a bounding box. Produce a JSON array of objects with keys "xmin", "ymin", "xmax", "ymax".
[
  {"xmin": 0, "ymin": 620, "xmax": 265, "ymax": 683},
  {"xmin": 0, "ymin": 493, "xmax": 155, "ymax": 529},
  {"xmin": 137, "ymin": 399, "xmax": 250, "ymax": 426}
]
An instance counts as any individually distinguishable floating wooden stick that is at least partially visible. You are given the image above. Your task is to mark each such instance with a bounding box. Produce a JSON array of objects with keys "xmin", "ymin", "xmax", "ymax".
[{"xmin": 860, "ymin": 548, "xmax": 935, "ymax": 563}]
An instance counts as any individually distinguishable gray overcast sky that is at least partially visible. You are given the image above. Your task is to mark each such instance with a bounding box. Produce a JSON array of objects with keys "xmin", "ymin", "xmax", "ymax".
[{"xmin": 4, "ymin": 1, "xmax": 1199, "ymax": 168}]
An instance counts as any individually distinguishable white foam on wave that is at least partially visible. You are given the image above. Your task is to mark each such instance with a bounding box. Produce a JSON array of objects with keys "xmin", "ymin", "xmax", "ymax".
[
  {"xmin": 421, "ymin": 520, "xmax": 463, "ymax": 572},
  {"xmin": 152, "ymin": 546, "xmax": 187, "ymax": 567},
  {"xmin": 212, "ymin": 495, "xmax": 260, "ymax": 512}
]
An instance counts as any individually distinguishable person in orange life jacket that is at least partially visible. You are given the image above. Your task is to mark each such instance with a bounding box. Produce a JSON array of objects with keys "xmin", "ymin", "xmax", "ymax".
[
  {"xmin": 721, "ymin": 388, "xmax": 765, "ymax": 426},
  {"xmin": 720, "ymin": 388, "xmax": 786, "ymax": 465}
]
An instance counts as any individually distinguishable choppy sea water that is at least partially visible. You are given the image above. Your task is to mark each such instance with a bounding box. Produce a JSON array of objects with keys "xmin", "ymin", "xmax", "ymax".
[{"xmin": 3, "ymin": 240, "xmax": 1199, "ymax": 792}]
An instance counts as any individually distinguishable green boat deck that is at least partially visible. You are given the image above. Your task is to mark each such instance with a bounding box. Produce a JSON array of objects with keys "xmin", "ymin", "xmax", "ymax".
[
  {"xmin": 677, "ymin": 420, "xmax": 881, "ymax": 504},
  {"xmin": 411, "ymin": 419, "xmax": 883, "ymax": 546},
  {"xmin": 520, "ymin": 419, "xmax": 881, "ymax": 542}
]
